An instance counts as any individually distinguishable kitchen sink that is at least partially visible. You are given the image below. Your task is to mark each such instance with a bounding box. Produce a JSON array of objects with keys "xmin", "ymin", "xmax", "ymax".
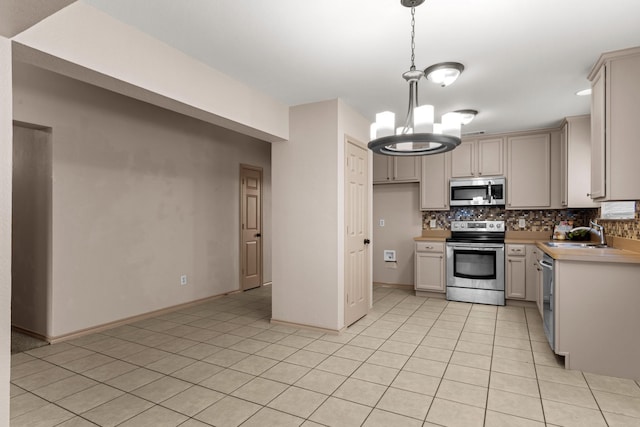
[{"xmin": 543, "ymin": 241, "xmax": 608, "ymax": 249}]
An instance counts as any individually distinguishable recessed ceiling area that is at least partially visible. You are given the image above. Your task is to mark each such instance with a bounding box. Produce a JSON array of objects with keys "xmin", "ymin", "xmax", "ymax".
[{"xmin": 79, "ymin": 0, "xmax": 640, "ymax": 135}]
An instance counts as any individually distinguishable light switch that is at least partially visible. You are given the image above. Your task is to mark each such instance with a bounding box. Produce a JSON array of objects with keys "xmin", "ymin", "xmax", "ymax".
[
  {"xmin": 519, "ymin": 218, "xmax": 526, "ymax": 228},
  {"xmin": 379, "ymin": 219, "xmax": 385, "ymax": 227},
  {"xmin": 430, "ymin": 219, "xmax": 437, "ymax": 228}
]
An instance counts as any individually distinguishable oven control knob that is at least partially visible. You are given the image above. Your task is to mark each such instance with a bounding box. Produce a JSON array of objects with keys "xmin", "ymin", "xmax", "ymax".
[
  {"xmin": 489, "ymin": 224, "xmax": 494, "ymax": 228},
  {"xmin": 497, "ymin": 223, "xmax": 503, "ymax": 229}
]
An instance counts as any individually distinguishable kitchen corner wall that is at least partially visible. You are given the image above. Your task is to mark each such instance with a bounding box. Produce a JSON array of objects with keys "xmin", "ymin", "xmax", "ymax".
[{"xmin": 372, "ymin": 183, "xmax": 422, "ymax": 286}]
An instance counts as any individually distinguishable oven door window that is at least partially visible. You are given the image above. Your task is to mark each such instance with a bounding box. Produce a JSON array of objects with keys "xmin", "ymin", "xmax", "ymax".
[
  {"xmin": 453, "ymin": 249, "xmax": 496, "ymax": 280},
  {"xmin": 451, "ymin": 186, "xmax": 489, "ymax": 203}
]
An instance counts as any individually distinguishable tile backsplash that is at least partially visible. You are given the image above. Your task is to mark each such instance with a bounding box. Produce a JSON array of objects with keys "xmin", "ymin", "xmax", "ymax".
[
  {"xmin": 422, "ymin": 207, "xmax": 598, "ymax": 233},
  {"xmin": 598, "ymin": 201, "xmax": 640, "ymax": 240},
  {"xmin": 422, "ymin": 202, "xmax": 640, "ymax": 240}
]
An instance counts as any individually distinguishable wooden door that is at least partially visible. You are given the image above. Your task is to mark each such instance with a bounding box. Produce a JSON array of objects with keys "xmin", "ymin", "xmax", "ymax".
[
  {"xmin": 415, "ymin": 252, "xmax": 445, "ymax": 292},
  {"xmin": 477, "ymin": 138, "xmax": 504, "ymax": 177},
  {"xmin": 372, "ymin": 153, "xmax": 390, "ymax": 183},
  {"xmin": 240, "ymin": 165, "xmax": 262, "ymax": 290},
  {"xmin": 506, "ymin": 133, "xmax": 551, "ymax": 208},
  {"xmin": 450, "ymin": 139, "xmax": 475, "ymax": 178},
  {"xmin": 590, "ymin": 65, "xmax": 606, "ymax": 199},
  {"xmin": 345, "ymin": 140, "xmax": 370, "ymax": 326}
]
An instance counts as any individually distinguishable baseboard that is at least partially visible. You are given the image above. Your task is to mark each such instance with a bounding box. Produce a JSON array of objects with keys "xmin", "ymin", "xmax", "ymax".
[
  {"xmin": 373, "ymin": 282, "xmax": 413, "ymax": 290},
  {"xmin": 270, "ymin": 318, "xmax": 342, "ymax": 335},
  {"xmin": 47, "ymin": 290, "xmax": 239, "ymax": 344},
  {"xmin": 11, "ymin": 325, "xmax": 50, "ymax": 343},
  {"xmin": 505, "ymin": 299, "xmax": 537, "ymax": 308},
  {"xmin": 414, "ymin": 290, "xmax": 446, "ymax": 299}
]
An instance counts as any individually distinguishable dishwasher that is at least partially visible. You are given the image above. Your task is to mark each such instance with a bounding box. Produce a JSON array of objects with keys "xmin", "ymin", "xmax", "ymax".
[{"xmin": 539, "ymin": 253, "xmax": 555, "ymax": 350}]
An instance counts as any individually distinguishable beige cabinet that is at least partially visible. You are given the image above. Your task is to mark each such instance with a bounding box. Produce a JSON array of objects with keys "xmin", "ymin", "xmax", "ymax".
[
  {"xmin": 533, "ymin": 248, "xmax": 543, "ymax": 317},
  {"xmin": 373, "ymin": 154, "xmax": 421, "ymax": 184},
  {"xmin": 588, "ymin": 47, "xmax": 640, "ymax": 201},
  {"xmin": 451, "ymin": 137, "xmax": 504, "ymax": 178},
  {"xmin": 560, "ymin": 116, "xmax": 599, "ymax": 208},
  {"xmin": 420, "ymin": 153, "xmax": 450, "ymax": 211},
  {"xmin": 553, "ymin": 258, "xmax": 640, "ymax": 378},
  {"xmin": 506, "ymin": 245, "xmax": 526, "ymax": 299},
  {"xmin": 415, "ymin": 241, "xmax": 445, "ymax": 293},
  {"xmin": 506, "ymin": 132, "xmax": 551, "ymax": 209},
  {"xmin": 506, "ymin": 244, "xmax": 538, "ymax": 302}
]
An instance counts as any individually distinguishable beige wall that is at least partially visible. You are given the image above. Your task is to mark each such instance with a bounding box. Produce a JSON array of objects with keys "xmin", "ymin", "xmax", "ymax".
[
  {"xmin": 12, "ymin": 125, "xmax": 52, "ymax": 336},
  {"xmin": 373, "ymin": 183, "xmax": 422, "ymax": 285},
  {"xmin": 1, "ymin": 35, "xmax": 12, "ymax": 427},
  {"xmin": 13, "ymin": 62, "xmax": 272, "ymax": 338},
  {"xmin": 272, "ymin": 99, "xmax": 369, "ymax": 331},
  {"xmin": 13, "ymin": 2, "xmax": 289, "ymax": 143}
]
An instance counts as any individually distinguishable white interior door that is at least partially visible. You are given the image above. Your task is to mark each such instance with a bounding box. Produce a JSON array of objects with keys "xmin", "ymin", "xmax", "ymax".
[
  {"xmin": 345, "ymin": 140, "xmax": 370, "ymax": 326},
  {"xmin": 240, "ymin": 165, "xmax": 262, "ymax": 291}
]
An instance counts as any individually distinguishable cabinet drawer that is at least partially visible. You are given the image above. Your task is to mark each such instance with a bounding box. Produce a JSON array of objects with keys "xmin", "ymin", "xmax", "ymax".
[
  {"xmin": 415, "ymin": 241, "xmax": 444, "ymax": 253},
  {"xmin": 507, "ymin": 244, "xmax": 526, "ymax": 256}
]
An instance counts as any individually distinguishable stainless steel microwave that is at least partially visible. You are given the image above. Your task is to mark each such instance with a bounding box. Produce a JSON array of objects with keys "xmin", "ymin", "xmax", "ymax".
[{"xmin": 450, "ymin": 177, "xmax": 506, "ymax": 206}]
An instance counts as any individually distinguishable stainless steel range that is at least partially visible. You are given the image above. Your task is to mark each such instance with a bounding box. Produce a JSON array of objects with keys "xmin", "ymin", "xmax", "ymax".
[{"xmin": 446, "ymin": 220, "xmax": 505, "ymax": 305}]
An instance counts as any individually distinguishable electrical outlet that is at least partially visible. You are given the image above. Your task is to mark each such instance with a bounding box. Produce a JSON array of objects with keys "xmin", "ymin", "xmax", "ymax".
[
  {"xmin": 519, "ymin": 218, "xmax": 526, "ymax": 229},
  {"xmin": 383, "ymin": 250, "xmax": 396, "ymax": 262},
  {"xmin": 379, "ymin": 219, "xmax": 385, "ymax": 227},
  {"xmin": 430, "ymin": 219, "xmax": 437, "ymax": 228},
  {"xmin": 180, "ymin": 275, "xmax": 187, "ymax": 285}
]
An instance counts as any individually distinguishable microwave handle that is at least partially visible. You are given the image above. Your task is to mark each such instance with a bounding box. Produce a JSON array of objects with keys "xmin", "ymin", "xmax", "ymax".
[{"xmin": 488, "ymin": 181, "xmax": 493, "ymax": 204}]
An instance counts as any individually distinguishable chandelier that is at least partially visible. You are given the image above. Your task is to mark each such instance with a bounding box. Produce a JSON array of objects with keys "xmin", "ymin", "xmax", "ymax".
[{"xmin": 368, "ymin": 0, "xmax": 467, "ymax": 156}]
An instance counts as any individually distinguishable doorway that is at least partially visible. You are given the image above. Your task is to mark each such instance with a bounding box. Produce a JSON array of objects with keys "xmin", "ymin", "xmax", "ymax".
[
  {"xmin": 240, "ymin": 165, "xmax": 263, "ymax": 291},
  {"xmin": 12, "ymin": 122, "xmax": 52, "ymax": 342},
  {"xmin": 344, "ymin": 138, "xmax": 370, "ymax": 326}
]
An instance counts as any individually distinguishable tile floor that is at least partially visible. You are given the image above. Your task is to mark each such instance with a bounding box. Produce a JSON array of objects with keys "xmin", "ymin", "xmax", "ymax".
[{"xmin": 10, "ymin": 285, "xmax": 640, "ymax": 427}]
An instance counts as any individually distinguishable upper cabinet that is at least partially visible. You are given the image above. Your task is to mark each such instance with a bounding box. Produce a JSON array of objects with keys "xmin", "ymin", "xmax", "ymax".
[
  {"xmin": 373, "ymin": 154, "xmax": 421, "ymax": 184},
  {"xmin": 450, "ymin": 137, "xmax": 504, "ymax": 178},
  {"xmin": 506, "ymin": 132, "xmax": 551, "ymax": 209},
  {"xmin": 561, "ymin": 116, "xmax": 599, "ymax": 208},
  {"xmin": 588, "ymin": 47, "xmax": 640, "ymax": 201},
  {"xmin": 420, "ymin": 153, "xmax": 451, "ymax": 211}
]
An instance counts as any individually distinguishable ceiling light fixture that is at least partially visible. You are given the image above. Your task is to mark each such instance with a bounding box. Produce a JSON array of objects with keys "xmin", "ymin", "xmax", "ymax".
[
  {"xmin": 425, "ymin": 62, "xmax": 465, "ymax": 87},
  {"xmin": 368, "ymin": 0, "xmax": 464, "ymax": 156},
  {"xmin": 454, "ymin": 109, "xmax": 478, "ymax": 125}
]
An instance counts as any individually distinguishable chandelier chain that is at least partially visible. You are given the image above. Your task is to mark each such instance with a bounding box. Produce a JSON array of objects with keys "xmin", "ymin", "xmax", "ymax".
[{"xmin": 410, "ymin": 7, "xmax": 416, "ymax": 70}]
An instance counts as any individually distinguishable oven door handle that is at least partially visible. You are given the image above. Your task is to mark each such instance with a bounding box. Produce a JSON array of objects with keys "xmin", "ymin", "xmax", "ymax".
[{"xmin": 448, "ymin": 245, "xmax": 504, "ymax": 250}]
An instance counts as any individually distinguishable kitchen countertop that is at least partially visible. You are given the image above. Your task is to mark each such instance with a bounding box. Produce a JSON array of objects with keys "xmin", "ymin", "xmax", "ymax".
[
  {"xmin": 414, "ymin": 230, "xmax": 640, "ymax": 264},
  {"xmin": 536, "ymin": 241, "xmax": 640, "ymax": 264},
  {"xmin": 414, "ymin": 230, "xmax": 450, "ymax": 242}
]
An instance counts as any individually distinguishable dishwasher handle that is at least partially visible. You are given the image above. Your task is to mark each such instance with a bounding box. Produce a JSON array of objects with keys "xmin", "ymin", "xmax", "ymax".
[{"xmin": 538, "ymin": 259, "xmax": 553, "ymax": 269}]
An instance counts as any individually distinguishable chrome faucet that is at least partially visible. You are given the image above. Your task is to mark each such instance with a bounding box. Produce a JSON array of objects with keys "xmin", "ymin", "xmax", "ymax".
[{"xmin": 590, "ymin": 220, "xmax": 606, "ymax": 246}]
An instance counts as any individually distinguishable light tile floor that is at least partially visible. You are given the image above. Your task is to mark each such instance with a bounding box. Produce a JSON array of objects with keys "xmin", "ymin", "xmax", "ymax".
[{"xmin": 10, "ymin": 285, "xmax": 640, "ymax": 427}]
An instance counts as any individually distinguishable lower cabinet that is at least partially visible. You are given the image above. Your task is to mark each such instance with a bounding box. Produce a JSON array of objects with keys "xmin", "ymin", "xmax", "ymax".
[
  {"xmin": 506, "ymin": 245, "xmax": 527, "ymax": 299},
  {"xmin": 534, "ymin": 249, "xmax": 543, "ymax": 317},
  {"xmin": 506, "ymin": 244, "xmax": 538, "ymax": 302},
  {"xmin": 415, "ymin": 241, "xmax": 445, "ymax": 292}
]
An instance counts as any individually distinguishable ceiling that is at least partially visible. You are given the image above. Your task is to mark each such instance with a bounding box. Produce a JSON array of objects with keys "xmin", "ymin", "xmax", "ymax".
[{"xmin": 72, "ymin": 0, "xmax": 640, "ymax": 135}]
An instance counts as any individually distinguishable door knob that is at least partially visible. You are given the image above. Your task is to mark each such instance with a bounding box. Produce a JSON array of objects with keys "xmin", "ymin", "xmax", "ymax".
[
  {"xmin": 364, "ymin": 239, "xmax": 371, "ymax": 245},
  {"xmin": 255, "ymin": 233, "xmax": 261, "ymax": 238}
]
